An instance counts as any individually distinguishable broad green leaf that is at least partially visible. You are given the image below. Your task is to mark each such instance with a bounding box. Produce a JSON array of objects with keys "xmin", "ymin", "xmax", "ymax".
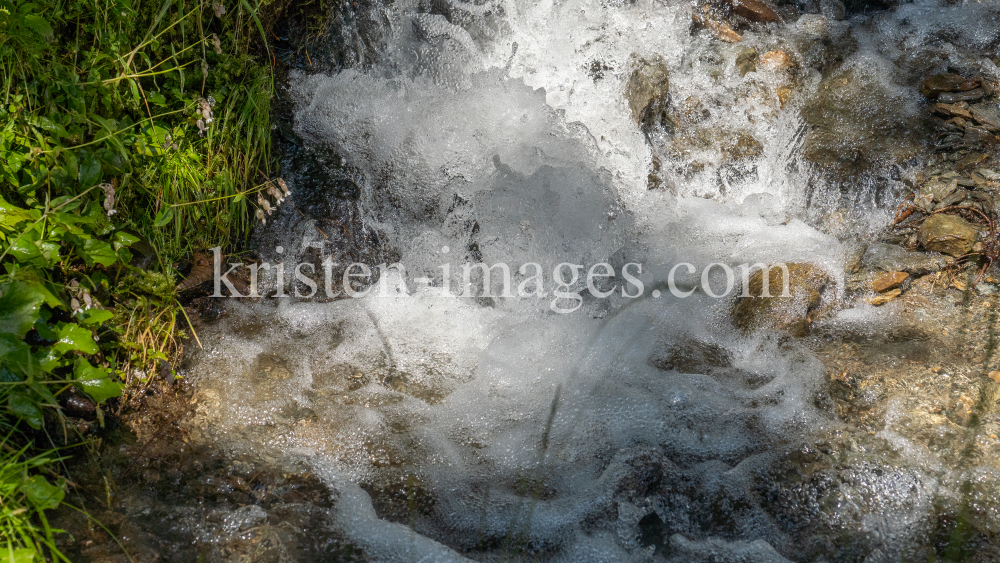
[
  {"xmin": 0, "ymin": 195, "xmax": 32, "ymax": 230},
  {"xmin": 77, "ymin": 309, "xmax": 113, "ymax": 326},
  {"xmin": 22, "ymin": 476, "xmax": 64, "ymax": 510},
  {"xmin": 134, "ymin": 123, "xmax": 171, "ymax": 156},
  {"xmin": 22, "ymin": 14, "xmax": 53, "ymax": 40},
  {"xmin": 6, "ymin": 230, "xmax": 51, "ymax": 268},
  {"xmin": 6, "ymin": 547, "xmax": 37, "ymax": 563},
  {"xmin": 113, "ymin": 231, "xmax": 140, "ymax": 250},
  {"xmin": 78, "ymin": 153, "xmax": 102, "ymax": 187},
  {"xmin": 8, "ymin": 393, "xmax": 42, "ymax": 429},
  {"xmin": 74, "ymin": 359, "xmax": 122, "ymax": 403},
  {"xmin": 0, "ymin": 280, "xmax": 46, "ymax": 337},
  {"xmin": 53, "ymin": 323, "xmax": 98, "ymax": 355},
  {"xmin": 0, "ymin": 364, "xmax": 20, "ymax": 382},
  {"xmin": 82, "ymin": 238, "xmax": 117, "ymax": 267},
  {"xmin": 147, "ymin": 91, "xmax": 167, "ymax": 106},
  {"xmin": 153, "ymin": 206, "xmax": 173, "ymax": 227}
]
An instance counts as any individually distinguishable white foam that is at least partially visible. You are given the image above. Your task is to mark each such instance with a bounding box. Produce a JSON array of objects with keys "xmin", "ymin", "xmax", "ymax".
[{"xmin": 182, "ymin": 0, "xmax": 1000, "ymax": 559}]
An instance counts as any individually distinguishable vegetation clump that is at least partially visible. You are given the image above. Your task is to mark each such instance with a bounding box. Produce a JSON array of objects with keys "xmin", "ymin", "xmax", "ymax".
[{"xmin": 0, "ymin": 0, "xmax": 275, "ymax": 557}]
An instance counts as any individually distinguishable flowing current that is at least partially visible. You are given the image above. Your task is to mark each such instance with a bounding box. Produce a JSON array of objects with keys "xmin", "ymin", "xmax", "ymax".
[{"xmin": 181, "ymin": 1, "xmax": 1000, "ymax": 561}]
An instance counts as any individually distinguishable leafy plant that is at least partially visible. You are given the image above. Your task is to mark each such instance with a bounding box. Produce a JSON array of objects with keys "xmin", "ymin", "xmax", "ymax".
[{"xmin": 0, "ymin": 0, "xmax": 275, "ymax": 555}]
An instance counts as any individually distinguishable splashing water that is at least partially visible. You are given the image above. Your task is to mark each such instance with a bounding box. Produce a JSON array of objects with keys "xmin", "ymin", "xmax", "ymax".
[{"xmin": 181, "ymin": 0, "xmax": 1000, "ymax": 560}]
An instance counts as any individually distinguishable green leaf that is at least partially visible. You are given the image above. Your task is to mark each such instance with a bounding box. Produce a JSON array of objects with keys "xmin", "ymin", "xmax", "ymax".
[
  {"xmin": 78, "ymin": 153, "xmax": 102, "ymax": 188},
  {"xmin": 113, "ymin": 231, "xmax": 140, "ymax": 250},
  {"xmin": 22, "ymin": 14, "xmax": 53, "ymax": 40},
  {"xmin": 22, "ymin": 476, "xmax": 64, "ymax": 510},
  {"xmin": 76, "ymin": 309, "xmax": 113, "ymax": 326},
  {"xmin": 6, "ymin": 547, "xmax": 37, "ymax": 563},
  {"xmin": 127, "ymin": 78, "xmax": 141, "ymax": 106},
  {"xmin": 147, "ymin": 91, "xmax": 167, "ymax": 106},
  {"xmin": 0, "ymin": 195, "xmax": 33, "ymax": 230},
  {"xmin": 74, "ymin": 359, "xmax": 122, "ymax": 403},
  {"xmin": 8, "ymin": 393, "xmax": 43, "ymax": 429},
  {"xmin": 153, "ymin": 206, "xmax": 174, "ymax": 227},
  {"xmin": 53, "ymin": 323, "xmax": 98, "ymax": 355},
  {"xmin": 0, "ymin": 280, "xmax": 46, "ymax": 338},
  {"xmin": 81, "ymin": 238, "xmax": 117, "ymax": 267}
]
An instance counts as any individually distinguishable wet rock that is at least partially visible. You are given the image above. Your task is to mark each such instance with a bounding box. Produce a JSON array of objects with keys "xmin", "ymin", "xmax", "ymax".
[
  {"xmin": 860, "ymin": 243, "xmax": 948, "ymax": 276},
  {"xmin": 920, "ymin": 73, "xmax": 979, "ymax": 98},
  {"xmin": 802, "ymin": 68, "xmax": 926, "ymax": 179},
  {"xmin": 732, "ymin": 263, "xmax": 830, "ymax": 336},
  {"xmin": 819, "ymin": 0, "xmax": 846, "ymax": 20},
  {"xmin": 934, "ymin": 187, "xmax": 966, "ymax": 210},
  {"xmin": 735, "ymin": 47, "xmax": 757, "ymax": 76},
  {"xmin": 61, "ymin": 387, "xmax": 97, "ymax": 420},
  {"xmin": 917, "ymin": 214, "xmax": 978, "ymax": 257},
  {"xmin": 923, "ymin": 177, "xmax": 959, "ymax": 205},
  {"xmin": 956, "ymin": 152, "xmax": 988, "ymax": 173},
  {"xmin": 759, "ymin": 49, "xmax": 794, "ymax": 72},
  {"xmin": 722, "ymin": 131, "xmax": 764, "ymax": 161},
  {"xmin": 626, "ymin": 55, "xmax": 672, "ymax": 130},
  {"xmin": 725, "ymin": 0, "xmax": 781, "ymax": 23},
  {"xmin": 970, "ymin": 104, "xmax": 1000, "ymax": 132},
  {"xmin": 933, "ymin": 102, "xmax": 973, "ymax": 120},
  {"xmin": 871, "ymin": 271, "xmax": 908, "ymax": 293},
  {"xmin": 867, "ymin": 287, "xmax": 901, "ymax": 306},
  {"xmin": 668, "ymin": 534, "xmax": 792, "ymax": 562},
  {"xmin": 650, "ymin": 338, "xmax": 732, "ymax": 373},
  {"xmin": 965, "ymin": 126, "xmax": 1000, "ymax": 149},
  {"xmin": 692, "ymin": 13, "xmax": 743, "ymax": 43},
  {"xmin": 939, "ymin": 88, "xmax": 986, "ymax": 104}
]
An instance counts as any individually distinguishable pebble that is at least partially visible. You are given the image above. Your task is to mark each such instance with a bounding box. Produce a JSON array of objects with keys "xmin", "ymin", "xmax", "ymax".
[
  {"xmin": 867, "ymin": 288, "xmax": 901, "ymax": 306},
  {"xmin": 726, "ymin": 0, "xmax": 781, "ymax": 23},
  {"xmin": 692, "ymin": 13, "xmax": 742, "ymax": 43},
  {"xmin": 759, "ymin": 50, "xmax": 794, "ymax": 72},
  {"xmin": 871, "ymin": 271, "xmax": 908, "ymax": 293}
]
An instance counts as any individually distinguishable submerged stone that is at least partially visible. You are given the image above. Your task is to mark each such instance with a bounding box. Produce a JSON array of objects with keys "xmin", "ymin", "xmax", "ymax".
[
  {"xmin": 759, "ymin": 49, "xmax": 794, "ymax": 72},
  {"xmin": 626, "ymin": 55, "xmax": 672, "ymax": 131},
  {"xmin": 860, "ymin": 243, "xmax": 948, "ymax": 276},
  {"xmin": 732, "ymin": 263, "xmax": 830, "ymax": 336},
  {"xmin": 692, "ymin": 13, "xmax": 743, "ymax": 43},
  {"xmin": 735, "ymin": 47, "xmax": 758, "ymax": 76}
]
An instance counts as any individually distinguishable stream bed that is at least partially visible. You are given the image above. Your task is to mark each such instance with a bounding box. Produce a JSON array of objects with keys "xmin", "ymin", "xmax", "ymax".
[{"xmin": 55, "ymin": 0, "xmax": 1000, "ymax": 561}]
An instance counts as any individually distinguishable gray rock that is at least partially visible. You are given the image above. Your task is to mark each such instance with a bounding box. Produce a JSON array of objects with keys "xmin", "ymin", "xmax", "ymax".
[
  {"xmin": 939, "ymin": 88, "xmax": 986, "ymax": 104},
  {"xmin": 860, "ymin": 243, "xmax": 948, "ymax": 276},
  {"xmin": 936, "ymin": 187, "xmax": 967, "ymax": 209},
  {"xmin": 923, "ymin": 178, "xmax": 959, "ymax": 202},
  {"xmin": 965, "ymin": 126, "xmax": 1000, "ymax": 148},
  {"xmin": 819, "ymin": 0, "xmax": 846, "ymax": 20}
]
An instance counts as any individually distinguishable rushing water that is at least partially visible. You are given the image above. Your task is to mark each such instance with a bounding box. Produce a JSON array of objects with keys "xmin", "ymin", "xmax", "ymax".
[{"xmin": 177, "ymin": 1, "xmax": 1000, "ymax": 560}]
